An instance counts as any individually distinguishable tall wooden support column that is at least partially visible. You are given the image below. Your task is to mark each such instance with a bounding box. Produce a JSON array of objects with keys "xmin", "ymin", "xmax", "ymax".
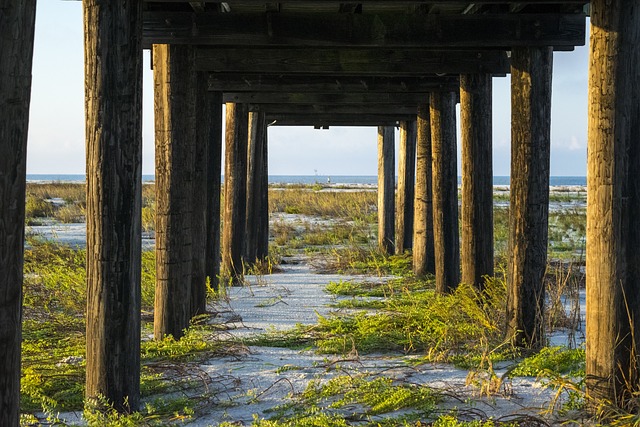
[
  {"xmin": 460, "ymin": 74, "xmax": 494, "ymax": 288},
  {"xmin": 191, "ymin": 73, "xmax": 213, "ymax": 317},
  {"xmin": 0, "ymin": 0, "xmax": 36, "ymax": 423},
  {"xmin": 153, "ymin": 44, "xmax": 196, "ymax": 340},
  {"xmin": 413, "ymin": 104, "xmax": 435, "ymax": 278},
  {"xmin": 257, "ymin": 124, "xmax": 270, "ymax": 260},
  {"xmin": 245, "ymin": 112, "xmax": 267, "ymax": 264},
  {"xmin": 431, "ymin": 92, "xmax": 460, "ymax": 293},
  {"xmin": 222, "ymin": 103, "xmax": 249, "ymax": 282},
  {"xmin": 587, "ymin": 0, "xmax": 640, "ymax": 406},
  {"xmin": 506, "ymin": 47, "xmax": 553, "ymax": 349},
  {"xmin": 206, "ymin": 93, "xmax": 223, "ymax": 290},
  {"xmin": 396, "ymin": 120, "xmax": 417, "ymax": 254},
  {"xmin": 377, "ymin": 126, "xmax": 395, "ymax": 254},
  {"xmin": 84, "ymin": 0, "xmax": 143, "ymax": 412}
]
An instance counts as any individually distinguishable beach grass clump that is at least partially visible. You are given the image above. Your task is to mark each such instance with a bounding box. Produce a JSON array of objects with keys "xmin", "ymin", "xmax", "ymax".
[
  {"xmin": 509, "ymin": 346, "xmax": 585, "ymax": 379},
  {"xmin": 269, "ymin": 188, "xmax": 377, "ymax": 222}
]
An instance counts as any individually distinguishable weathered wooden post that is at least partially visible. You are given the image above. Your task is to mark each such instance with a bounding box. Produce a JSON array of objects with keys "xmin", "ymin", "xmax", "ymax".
[
  {"xmin": 153, "ymin": 44, "xmax": 196, "ymax": 339},
  {"xmin": 206, "ymin": 93, "xmax": 223, "ymax": 291},
  {"xmin": 0, "ymin": 0, "xmax": 36, "ymax": 423},
  {"xmin": 222, "ymin": 103, "xmax": 249, "ymax": 282},
  {"xmin": 413, "ymin": 104, "xmax": 435, "ymax": 278},
  {"xmin": 257, "ymin": 123, "xmax": 270, "ymax": 261},
  {"xmin": 586, "ymin": 0, "xmax": 640, "ymax": 407},
  {"xmin": 396, "ymin": 120, "xmax": 417, "ymax": 254},
  {"xmin": 431, "ymin": 92, "xmax": 460, "ymax": 293},
  {"xmin": 245, "ymin": 112, "xmax": 267, "ymax": 264},
  {"xmin": 460, "ymin": 74, "xmax": 494, "ymax": 288},
  {"xmin": 506, "ymin": 47, "xmax": 552, "ymax": 349},
  {"xmin": 84, "ymin": 0, "xmax": 143, "ymax": 412},
  {"xmin": 378, "ymin": 126, "xmax": 395, "ymax": 254}
]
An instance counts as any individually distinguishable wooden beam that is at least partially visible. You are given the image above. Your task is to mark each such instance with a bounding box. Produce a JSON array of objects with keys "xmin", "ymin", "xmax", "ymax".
[
  {"xmin": 209, "ymin": 74, "xmax": 460, "ymax": 93},
  {"xmin": 266, "ymin": 113, "xmax": 413, "ymax": 126},
  {"xmin": 205, "ymin": 92, "xmax": 223, "ymax": 290},
  {"xmin": 245, "ymin": 112, "xmax": 267, "ymax": 263},
  {"xmin": 378, "ymin": 126, "xmax": 395, "ymax": 254},
  {"xmin": 0, "ymin": 0, "xmax": 36, "ymax": 423},
  {"xmin": 225, "ymin": 92, "xmax": 431, "ymax": 105},
  {"xmin": 84, "ymin": 0, "xmax": 142, "ymax": 413},
  {"xmin": 144, "ymin": 12, "xmax": 585, "ymax": 48},
  {"xmin": 154, "ymin": 44, "xmax": 196, "ymax": 341},
  {"xmin": 195, "ymin": 47, "xmax": 511, "ymax": 75},
  {"xmin": 396, "ymin": 120, "xmax": 417, "ymax": 254},
  {"xmin": 257, "ymin": 126, "xmax": 269, "ymax": 260},
  {"xmin": 431, "ymin": 91, "xmax": 460, "ymax": 294},
  {"xmin": 506, "ymin": 46, "xmax": 552, "ymax": 349},
  {"xmin": 460, "ymin": 73, "xmax": 494, "ymax": 289},
  {"xmin": 586, "ymin": 0, "xmax": 640, "ymax": 407},
  {"xmin": 249, "ymin": 104, "xmax": 418, "ymax": 115}
]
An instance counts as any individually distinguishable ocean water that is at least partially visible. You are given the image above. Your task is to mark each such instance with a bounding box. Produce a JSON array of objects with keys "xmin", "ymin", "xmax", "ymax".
[{"xmin": 26, "ymin": 174, "xmax": 587, "ymax": 187}]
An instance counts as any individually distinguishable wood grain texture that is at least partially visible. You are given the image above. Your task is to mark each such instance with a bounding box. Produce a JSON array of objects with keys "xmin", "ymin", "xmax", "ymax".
[
  {"xmin": 205, "ymin": 93, "xmax": 223, "ymax": 290},
  {"xmin": 257, "ymin": 123, "xmax": 270, "ymax": 260},
  {"xmin": 413, "ymin": 103, "xmax": 435, "ymax": 278},
  {"xmin": 84, "ymin": 0, "xmax": 142, "ymax": 412},
  {"xmin": 153, "ymin": 44, "xmax": 196, "ymax": 340},
  {"xmin": 396, "ymin": 120, "xmax": 417, "ymax": 254},
  {"xmin": 506, "ymin": 47, "xmax": 552, "ymax": 349},
  {"xmin": 245, "ymin": 112, "xmax": 267, "ymax": 263},
  {"xmin": 460, "ymin": 74, "xmax": 494, "ymax": 288},
  {"xmin": 378, "ymin": 126, "xmax": 395, "ymax": 254},
  {"xmin": 586, "ymin": 0, "xmax": 640, "ymax": 406},
  {"xmin": 0, "ymin": 0, "xmax": 36, "ymax": 423},
  {"xmin": 430, "ymin": 92, "xmax": 459, "ymax": 293}
]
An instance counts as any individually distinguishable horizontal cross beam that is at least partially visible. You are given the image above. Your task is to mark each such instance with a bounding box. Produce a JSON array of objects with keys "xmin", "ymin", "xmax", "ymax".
[
  {"xmin": 266, "ymin": 113, "xmax": 414, "ymax": 127},
  {"xmin": 249, "ymin": 103, "xmax": 419, "ymax": 115},
  {"xmin": 224, "ymin": 92, "xmax": 432, "ymax": 105},
  {"xmin": 195, "ymin": 47, "xmax": 510, "ymax": 75},
  {"xmin": 143, "ymin": 12, "xmax": 585, "ymax": 48}
]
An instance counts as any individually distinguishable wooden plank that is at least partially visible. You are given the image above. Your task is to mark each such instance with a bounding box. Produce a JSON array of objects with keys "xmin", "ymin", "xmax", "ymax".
[
  {"xmin": 431, "ymin": 91, "xmax": 459, "ymax": 294},
  {"xmin": 378, "ymin": 126, "xmax": 395, "ymax": 254},
  {"xmin": 249, "ymin": 104, "xmax": 418, "ymax": 115},
  {"xmin": 0, "ymin": 0, "xmax": 36, "ymax": 423},
  {"xmin": 205, "ymin": 92, "xmax": 223, "ymax": 290},
  {"xmin": 413, "ymin": 104, "xmax": 435, "ymax": 278},
  {"xmin": 245, "ymin": 112, "xmax": 267, "ymax": 263},
  {"xmin": 221, "ymin": 103, "xmax": 249, "ymax": 283},
  {"xmin": 586, "ymin": 0, "xmax": 640, "ymax": 407},
  {"xmin": 266, "ymin": 113, "xmax": 414, "ymax": 126},
  {"xmin": 225, "ymin": 92, "xmax": 431, "ymax": 105},
  {"xmin": 84, "ymin": 0, "xmax": 142, "ymax": 413},
  {"xmin": 195, "ymin": 47, "xmax": 511, "ymax": 75},
  {"xmin": 460, "ymin": 73, "xmax": 494, "ymax": 289},
  {"xmin": 154, "ymin": 44, "xmax": 196, "ymax": 341},
  {"xmin": 209, "ymin": 74, "xmax": 460, "ymax": 93},
  {"xmin": 396, "ymin": 120, "xmax": 416, "ymax": 254},
  {"xmin": 145, "ymin": 1, "xmax": 588, "ymax": 5},
  {"xmin": 144, "ymin": 12, "xmax": 585, "ymax": 48},
  {"xmin": 506, "ymin": 46, "xmax": 552, "ymax": 349}
]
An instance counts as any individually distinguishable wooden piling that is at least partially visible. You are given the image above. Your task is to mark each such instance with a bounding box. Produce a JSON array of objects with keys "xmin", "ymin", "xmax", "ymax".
[
  {"xmin": 378, "ymin": 126, "xmax": 395, "ymax": 254},
  {"xmin": 396, "ymin": 120, "xmax": 417, "ymax": 254},
  {"xmin": 460, "ymin": 74, "xmax": 494, "ymax": 288},
  {"xmin": 506, "ymin": 47, "xmax": 552, "ymax": 349},
  {"xmin": 245, "ymin": 112, "xmax": 267, "ymax": 264},
  {"xmin": 153, "ymin": 44, "xmax": 196, "ymax": 340},
  {"xmin": 586, "ymin": 0, "xmax": 640, "ymax": 406},
  {"xmin": 413, "ymin": 104, "xmax": 435, "ymax": 278},
  {"xmin": 222, "ymin": 103, "xmax": 249, "ymax": 282},
  {"xmin": 257, "ymin": 123, "xmax": 270, "ymax": 261},
  {"xmin": 84, "ymin": 0, "xmax": 143, "ymax": 412},
  {"xmin": 0, "ymin": 0, "xmax": 36, "ymax": 422},
  {"xmin": 430, "ymin": 92, "xmax": 460, "ymax": 293},
  {"xmin": 206, "ymin": 93, "xmax": 223, "ymax": 290}
]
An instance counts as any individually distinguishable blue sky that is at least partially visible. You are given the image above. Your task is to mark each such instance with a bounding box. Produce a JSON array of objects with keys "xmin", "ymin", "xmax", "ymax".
[{"xmin": 27, "ymin": 1, "xmax": 588, "ymax": 176}]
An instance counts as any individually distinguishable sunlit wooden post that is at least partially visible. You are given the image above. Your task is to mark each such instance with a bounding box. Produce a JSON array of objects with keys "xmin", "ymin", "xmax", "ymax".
[
  {"xmin": 431, "ymin": 92, "xmax": 460, "ymax": 293},
  {"xmin": 0, "ymin": 0, "xmax": 36, "ymax": 423},
  {"xmin": 222, "ymin": 103, "xmax": 249, "ymax": 282},
  {"xmin": 246, "ymin": 111, "xmax": 267, "ymax": 264},
  {"xmin": 460, "ymin": 74, "xmax": 494, "ymax": 288},
  {"xmin": 206, "ymin": 93, "xmax": 223, "ymax": 291},
  {"xmin": 586, "ymin": 0, "xmax": 640, "ymax": 407},
  {"xmin": 378, "ymin": 125, "xmax": 395, "ymax": 254},
  {"xmin": 84, "ymin": 0, "xmax": 143, "ymax": 412},
  {"xmin": 153, "ymin": 44, "xmax": 196, "ymax": 340},
  {"xmin": 396, "ymin": 120, "xmax": 417, "ymax": 254},
  {"xmin": 413, "ymin": 103, "xmax": 435, "ymax": 278},
  {"xmin": 257, "ymin": 123, "xmax": 270, "ymax": 261},
  {"xmin": 506, "ymin": 47, "xmax": 552, "ymax": 349}
]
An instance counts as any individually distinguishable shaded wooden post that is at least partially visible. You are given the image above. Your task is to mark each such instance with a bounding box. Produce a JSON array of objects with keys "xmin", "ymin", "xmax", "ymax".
[
  {"xmin": 245, "ymin": 111, "xmax": 267, "ymax": 264},
  {"xmin": 377, "ymin": 126, "xmax": 395, "ymax": 254},
  {"xmin": 396, "ymin": 120, "xmax": 417, "ymax": 254},
  {"xmin": 191, "ymin": 73, "xmax": 212, "ymax": 317},
  {"xmin": 84, "ymin": 0, "xmax": 143, "ymax": 412},
  {"xmin": 257, "ymin": 122, "xmax": 270, "ymax": 260},
  {"xmin": 431, "ymin": 92, "xmax": 460, "ymax": 293},
  {"xmin": 506, "ymin": 47, "xmax": 553, "ymax": 349},
  {"xmin": 413, "ymin": 104, "xmax": 436, "ymax": 278},
  {"xmin": 0, "ymin": 0, "xmax": 36, "ymax": 423},
  {"xmin": 460, "ymin": 74, "xmax": 494, "ymax": 288},
  {"xmin": 153, "ymin": 44, "xmax": 196, "ymax": 340},
  {"xmin": 586, "ymin": 0, "xmax": 640, "ymax": 406},
  {"xmin": 206, "ymin": 92, "xmax": 223, "ymax": 291},
  {"xmin": 222, "ymin": 103, "xmax": 249, "ymax": 282}
]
